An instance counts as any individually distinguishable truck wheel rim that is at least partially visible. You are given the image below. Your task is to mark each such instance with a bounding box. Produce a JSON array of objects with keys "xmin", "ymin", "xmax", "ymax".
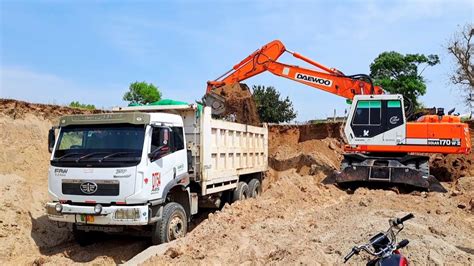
[{"xmin": 168, "ymin": 215, "xmax": 185, "ymax": 240}]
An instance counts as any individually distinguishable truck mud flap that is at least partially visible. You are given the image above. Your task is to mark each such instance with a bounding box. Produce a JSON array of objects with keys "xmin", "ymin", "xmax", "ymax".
[{"xmin": 323, "ymin": 167, "xmax": 446, "ymax": 193}]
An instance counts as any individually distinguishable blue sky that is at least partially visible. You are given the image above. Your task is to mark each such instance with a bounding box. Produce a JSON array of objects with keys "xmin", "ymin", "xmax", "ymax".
[{"xmin": 1, "ymin": 0, "xmax": 473, "ymax": 121}]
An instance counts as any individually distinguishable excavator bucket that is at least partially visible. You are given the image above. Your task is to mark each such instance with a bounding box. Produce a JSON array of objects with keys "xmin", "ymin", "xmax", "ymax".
[
  {"xmin": 322, "ymin": 153, "xmax": 447, "ymax": 192},
  {"xmin": 203, "ymin": 90, "xmax": 226, "ymax": 115},
  {"xmin": 203, "ymin": 83, "xmax": 254, "ymax": 116}
]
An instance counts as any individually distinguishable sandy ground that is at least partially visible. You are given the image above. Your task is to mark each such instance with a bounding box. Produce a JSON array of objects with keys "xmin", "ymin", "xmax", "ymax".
[{"xmin": 0, "ymin": 99, "xmax": 473, "ymax": 265}]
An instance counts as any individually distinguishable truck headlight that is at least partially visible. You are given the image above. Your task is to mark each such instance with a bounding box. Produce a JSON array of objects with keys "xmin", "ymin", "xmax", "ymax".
[
  {"xmin": 94, "ymin": 204, "xmax": 102, "ymax": 214},
  {"xmin": 114, "ymin": 208, "xmax": 140, "ymax": 220},
  {"xmin": 55, "ymin": 203, "xmax": 63, "ymax": 213}
]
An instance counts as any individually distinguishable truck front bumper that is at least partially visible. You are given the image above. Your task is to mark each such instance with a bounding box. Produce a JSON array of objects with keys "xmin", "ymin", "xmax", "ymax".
[{"xmin": 45, "ymin": 202, "xmax": 150, "ymax": 225}]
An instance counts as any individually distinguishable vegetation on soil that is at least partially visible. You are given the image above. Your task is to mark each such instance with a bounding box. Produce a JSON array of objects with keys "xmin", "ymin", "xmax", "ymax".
[{"xmin": 69, "ymin": 101, "xmax": 96, "ymax": 110}]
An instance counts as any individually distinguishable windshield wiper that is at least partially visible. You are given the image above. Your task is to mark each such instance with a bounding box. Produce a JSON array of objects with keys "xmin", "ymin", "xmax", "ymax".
[
  {"xmin": 75, "ymin": 152, "xmax": 109, "ymax": 162},
  {"xmin": 99, "ymin": 152, "xmax": 140, "ymax": 162},
  {"xmin": 54, "ymin": 152, "xmax": 83, "ymax": 161}
]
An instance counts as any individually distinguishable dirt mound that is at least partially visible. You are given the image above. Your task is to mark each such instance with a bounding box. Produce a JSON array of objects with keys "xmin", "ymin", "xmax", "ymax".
[
  {"xmin": 0, "ymin": 98, "xmax": 103, "ymax": 120},
  {"xmin": 429, "ymin": 121, "xmax": 474, "ymax": 181},
  {"xmin": 430, "ymin": 155, "xmax": 472, "ymax": 181},
  {"xmin": 212, "ymin": 83, "xmax": 260, "ymax": 126},
  {"xmin": 266, "ymin": 124, "xmax": 343, "ymax": 184}
]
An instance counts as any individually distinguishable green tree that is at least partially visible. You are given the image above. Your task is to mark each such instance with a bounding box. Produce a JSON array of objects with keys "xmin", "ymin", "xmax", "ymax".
[
  {"xmin": 123, "ymin": 81, "xmax": 162, "ymax": 105},
  {"xmin": 252, "ymin": 85, "xmax": 297, "ymax": 123},
  {"xmin": 69, "ymin": 101, "xmax": 96, "ymax": 110},
  {"xmin": 370, "ymin": 52, "xmax": 440, "ymax": 109}
]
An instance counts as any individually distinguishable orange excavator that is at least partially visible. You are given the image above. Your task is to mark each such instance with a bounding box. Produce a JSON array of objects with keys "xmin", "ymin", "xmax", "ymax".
[{"xmin": 204, "ymin": 40, "xmax": 471, "ymax": 191}]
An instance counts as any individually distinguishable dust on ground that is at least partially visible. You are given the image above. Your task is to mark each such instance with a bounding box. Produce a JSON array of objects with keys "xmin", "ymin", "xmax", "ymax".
[
  {"xmin": 144, "ymin": 123, "xmax": 474, "ymax": 265},
  {"xmin": 0, "ymin": 99, "xmax": 147, "ymax": 265},
  {"xmin": 212, "ymin": 83, "xmax": 261, "ymax": 126}
]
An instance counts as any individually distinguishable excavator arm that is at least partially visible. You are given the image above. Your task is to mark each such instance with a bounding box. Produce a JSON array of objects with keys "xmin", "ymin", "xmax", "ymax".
[{"xmin": 205, "ymin": 40, "xmax": 383, "ymax": 114}]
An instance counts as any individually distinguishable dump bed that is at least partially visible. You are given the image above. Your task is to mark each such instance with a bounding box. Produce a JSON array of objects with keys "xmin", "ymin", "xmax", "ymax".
[{"xmin": 198, "ymin": 107, "xmax": 268, "ymax": 195}]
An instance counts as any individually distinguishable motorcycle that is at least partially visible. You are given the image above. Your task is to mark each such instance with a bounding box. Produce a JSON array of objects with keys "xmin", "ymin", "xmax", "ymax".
[{"xmin": 343, "ymin": 213, "xmax": 414, "ymax": 265}]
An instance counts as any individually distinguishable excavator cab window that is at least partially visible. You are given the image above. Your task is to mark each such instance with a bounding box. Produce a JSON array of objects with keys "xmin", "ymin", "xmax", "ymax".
[
  {"xmin": 353, "ymin": 100, "xmax": 381, "ymax": 125},
  {"xmin": 387, "ymin": 100, "xmax": 404, "ymax": 128}
]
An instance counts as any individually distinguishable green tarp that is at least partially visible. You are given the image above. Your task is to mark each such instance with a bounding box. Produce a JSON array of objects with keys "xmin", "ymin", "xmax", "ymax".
[{"xmin": 129, "ymin": 99, "xmax": 203, "ymax": 115}]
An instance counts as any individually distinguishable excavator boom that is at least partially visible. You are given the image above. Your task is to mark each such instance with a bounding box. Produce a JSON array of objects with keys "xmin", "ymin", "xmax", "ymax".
[{"xmin": 206, "ymin": 40, "xmax": 383, "ymax": 112}]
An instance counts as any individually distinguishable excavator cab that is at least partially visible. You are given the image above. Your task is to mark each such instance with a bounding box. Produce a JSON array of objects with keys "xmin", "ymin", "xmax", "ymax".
[{"xmin": 345, "ymin": 94, "xmax": 406, "ymax": 147}]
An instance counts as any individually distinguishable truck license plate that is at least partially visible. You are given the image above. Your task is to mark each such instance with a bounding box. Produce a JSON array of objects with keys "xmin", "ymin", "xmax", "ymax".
[{"xmin": 80, "ymin": 214, "xmax": 95, "ymax": 223}]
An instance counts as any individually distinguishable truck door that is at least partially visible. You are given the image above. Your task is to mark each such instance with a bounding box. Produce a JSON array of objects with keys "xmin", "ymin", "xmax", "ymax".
[{"xmin": 147, "ymin": 126, "xmax": 187, "ymax": 199}]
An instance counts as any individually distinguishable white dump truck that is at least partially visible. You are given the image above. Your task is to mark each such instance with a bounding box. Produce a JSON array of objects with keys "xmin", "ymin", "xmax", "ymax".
[{"xmin": 45, "ymin": 104, "xmax": 268, "ymax": 245}]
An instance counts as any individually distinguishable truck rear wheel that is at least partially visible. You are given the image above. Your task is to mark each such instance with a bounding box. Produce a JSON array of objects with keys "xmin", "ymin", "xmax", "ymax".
[
  {"xmin": 232, "ymin": 181, "xmax": 249, "ymax": 202},
  {"xmin": 151, "ymin": 202, "xmax": 188, "ymax": 245},
  {"xmin": 248, "ymin": 178, "xmax": 262, "ymax": 198}
]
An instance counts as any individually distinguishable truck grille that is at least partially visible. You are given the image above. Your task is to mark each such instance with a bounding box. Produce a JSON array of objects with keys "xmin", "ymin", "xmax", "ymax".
[{"xmin": 62, "ymin": 179, "xmax": 119, "ymax": 196}]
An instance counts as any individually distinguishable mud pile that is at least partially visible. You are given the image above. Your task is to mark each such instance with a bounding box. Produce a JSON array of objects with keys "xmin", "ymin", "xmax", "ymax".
[
  {"xmin": 212, "ymin": 83, "xmax": 261, "ymax": 126},
  {"xmin": 145, "ymin": 123, "xmax": 474, "ymax": 265},
  {"xmin": 429, "ymin": 121, "xmax": 474, "ymax": 181}
]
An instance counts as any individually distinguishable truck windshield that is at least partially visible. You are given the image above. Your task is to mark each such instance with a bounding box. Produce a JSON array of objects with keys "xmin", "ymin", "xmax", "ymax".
[{"xmin": 52, "ymin": 124, "xmax": 145, "ymax": 167}]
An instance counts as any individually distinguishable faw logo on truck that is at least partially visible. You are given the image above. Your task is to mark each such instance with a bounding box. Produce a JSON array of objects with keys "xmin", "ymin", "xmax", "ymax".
[
  {"xmin": 295, "ymin": 73, "xmax": 332, "ymax": 87},
  {"xmin": 54, "ymin": 168, "xmax": 68, "ymax": 176},
  {"xmin": 80, "ymin": 181, "xmax": 98, "ymax": 194}
]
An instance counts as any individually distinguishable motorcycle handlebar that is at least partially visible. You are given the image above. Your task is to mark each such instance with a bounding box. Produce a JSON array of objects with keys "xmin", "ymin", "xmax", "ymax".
[
  {"xmin": 343, "ymin": 248, "xmax": 358, "ymax": 263},
  {"xmin": 397, "ymin": 239, "xmax": 410, "ymax": 249},
  {"xmin": 395, "ymin": 213, "xmax": 414, "ymax": 225}
]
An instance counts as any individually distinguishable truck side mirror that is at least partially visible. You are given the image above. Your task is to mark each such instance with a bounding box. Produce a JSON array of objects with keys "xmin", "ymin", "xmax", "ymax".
[{"xmin": 48, "ymin": 128, "xmax": 56, "ymax": 153}]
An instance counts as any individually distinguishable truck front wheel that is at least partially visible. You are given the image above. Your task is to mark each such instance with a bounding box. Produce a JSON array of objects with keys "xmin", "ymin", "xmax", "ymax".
[{"xmin": 152, "ymin": 202, "xmax": 188, "ymax": 245}]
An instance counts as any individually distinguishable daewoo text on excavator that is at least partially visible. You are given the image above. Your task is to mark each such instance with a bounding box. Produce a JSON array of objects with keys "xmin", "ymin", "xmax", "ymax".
[{"xmin": 204, "ymin": 40, "xmax": 471, "ymax": 191}]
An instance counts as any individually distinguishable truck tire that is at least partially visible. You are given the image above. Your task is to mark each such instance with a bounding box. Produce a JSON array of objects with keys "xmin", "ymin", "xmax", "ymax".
[
  {"xmin": 248, "ymin": 178, "xmax": 262, "ymax": 198},
  {"xmin": 151, "ymin": 202, "xmax": 188, "ymax": 245},
  {"xmin": 232, "ymin": 181, "xmax": 249, "ymax": 202}
]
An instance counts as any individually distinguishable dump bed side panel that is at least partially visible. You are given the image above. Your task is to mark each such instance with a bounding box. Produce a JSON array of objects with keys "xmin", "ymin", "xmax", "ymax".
[{"xmin": 200, "ymin": 107, "xmax": 268, "ymax": 195}]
